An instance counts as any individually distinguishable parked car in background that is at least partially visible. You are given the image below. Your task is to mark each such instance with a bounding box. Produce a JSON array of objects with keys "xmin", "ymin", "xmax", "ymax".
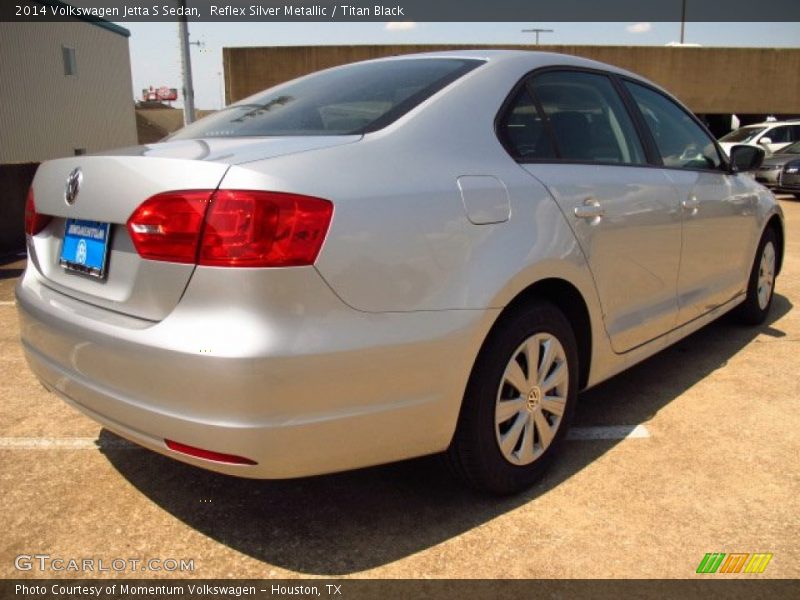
[
  {"xmin": 17, "ymin": 51, "xmax": 784, "ymax": 494},
  {"xmin": 754, "ymin": 141, "xmax": 800, "ymax": 198},
  {"xmin": 719, "ymin": 120, "xmax": 800, "ymax": 157}
]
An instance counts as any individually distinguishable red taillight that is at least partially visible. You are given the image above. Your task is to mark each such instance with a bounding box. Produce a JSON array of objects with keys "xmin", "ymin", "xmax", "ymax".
[
  {"xmin": 200, "ymin": 190, "xmax": 333, "ymax": 267},
  {"xmin": 165, "ymin": 439, "xmax": 257, "ymax": 465},
  {"xmin": 126, "ymin": 190, "xmax": 333, "ymax": 267},
  {"xmin": 24, "ymin": 188, "xmax": 52, "ymax": 236},
  {"xmin": 126, "ymin": 190, "xmax": 212, "ymax": 263}
]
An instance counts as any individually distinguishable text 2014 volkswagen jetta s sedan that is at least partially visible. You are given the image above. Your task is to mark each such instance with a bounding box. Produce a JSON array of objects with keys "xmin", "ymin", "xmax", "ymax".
[{"xmin": 17, "ymin": 51, "xmax": 784, "ymax": 494}]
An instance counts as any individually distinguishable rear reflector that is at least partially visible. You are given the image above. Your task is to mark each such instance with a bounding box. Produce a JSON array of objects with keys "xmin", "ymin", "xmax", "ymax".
[
  {"xmin": 24, "ymin": 188, "xmax": 52, "ymax": 236},
  {"xmin": 127, "ymin": 190, "xmax": 333, "ymax": 267},
  {"xmin": 165, "ymin": 439, "xmax": 258, "ymax": 465}
]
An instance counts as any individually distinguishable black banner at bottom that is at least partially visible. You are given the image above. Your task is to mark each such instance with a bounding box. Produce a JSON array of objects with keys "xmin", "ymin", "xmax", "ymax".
[{"xmin": 3, "ymin": 579, "xmax": 798, "ymax": 600}]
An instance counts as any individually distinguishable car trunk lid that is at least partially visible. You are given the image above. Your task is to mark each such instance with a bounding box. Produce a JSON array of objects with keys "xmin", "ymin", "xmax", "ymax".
[{"xmin": 27, "ymin": 137, "xmax": 359, "ymax": 321}]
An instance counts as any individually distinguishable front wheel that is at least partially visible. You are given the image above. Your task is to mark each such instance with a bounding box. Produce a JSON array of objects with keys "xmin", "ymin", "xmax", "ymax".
[
  {"xmin": 734, "ymin": 228, "xmax": 778, "ymax": 325},
  {"xmin": 446, "ymin": 301, "xmax": 579, "ymax": 495}
]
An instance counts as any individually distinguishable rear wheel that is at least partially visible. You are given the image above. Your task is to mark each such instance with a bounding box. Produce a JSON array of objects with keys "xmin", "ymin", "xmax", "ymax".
[
  {"xmin": 446, "ymin": 301, "xmax": 578, "ymax": 495},
  {"xmin": 734, "ymin": 228, "xmax": 777, "ymax": 325}
]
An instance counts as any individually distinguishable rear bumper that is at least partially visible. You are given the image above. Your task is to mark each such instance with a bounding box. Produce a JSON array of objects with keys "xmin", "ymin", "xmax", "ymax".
[{"xmin": 16, "ymin": 267, "xmax": 496, "ymax": 478}]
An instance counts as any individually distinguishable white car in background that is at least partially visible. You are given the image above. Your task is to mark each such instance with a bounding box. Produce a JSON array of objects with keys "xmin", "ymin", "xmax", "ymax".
[{"xmin": 719, "ymin": 120, "xmax": 800, "ymax": 157}]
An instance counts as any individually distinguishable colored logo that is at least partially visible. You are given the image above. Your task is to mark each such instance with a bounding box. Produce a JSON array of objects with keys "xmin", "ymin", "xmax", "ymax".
[
  {"xmin": 75, "ymin": 239, "xmax": 87, "ymax": 265},
  {"xmin": 696, "ymin": 553, "xmax": 772, "ymax": 574}
]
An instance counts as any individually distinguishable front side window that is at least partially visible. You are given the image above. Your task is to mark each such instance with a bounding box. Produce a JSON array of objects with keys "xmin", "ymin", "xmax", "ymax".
[
  {"xmin": 170, "ymin": 58, "xmax": 483, "ymax": 139},
  {"xmin": 766, "ymin": 126, "xmax": 791, "ymax": 144},
  {"xmin": 529, "ymin": 70, "xmax": 646, "ymax": 165},
  {"xmin": 625, "ymin": 81, "xmax": 722, "ymax": 170}
]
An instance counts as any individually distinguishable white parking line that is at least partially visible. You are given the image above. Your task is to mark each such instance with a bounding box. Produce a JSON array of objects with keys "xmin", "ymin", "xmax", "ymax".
[
  {"xmin": 567, "ymin": 425, "xmax": 650, "ymax": 440},
  {"xmin": 0, "ymin": 426, "xmax": 651, "ymax": 450},
  {"xmin": 0, "ymin": 437, "xmax": 137, "ymax": 450},
  {"xmin": 0, "ymin": 301, "xmax": 15, "ymax": 306}
]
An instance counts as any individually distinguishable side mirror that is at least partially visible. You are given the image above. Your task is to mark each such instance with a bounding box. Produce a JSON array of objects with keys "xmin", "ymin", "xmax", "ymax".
[
  {"xmin": 758, "ymin": 137, "xmax": 772, "ymax": 146},
  {"xmin": 729, "ymin": 144, "xmax": 765, "ymax": 172}
]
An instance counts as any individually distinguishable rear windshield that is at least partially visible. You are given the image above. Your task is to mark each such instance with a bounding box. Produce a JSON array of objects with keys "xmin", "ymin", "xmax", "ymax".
[
  {"xmin": 719, "ymin": 126, "xmax": 766, "ymax": 143},
  {"xmin": 169, "ymin": 58, "xmax": 483, "ymax": 139}
]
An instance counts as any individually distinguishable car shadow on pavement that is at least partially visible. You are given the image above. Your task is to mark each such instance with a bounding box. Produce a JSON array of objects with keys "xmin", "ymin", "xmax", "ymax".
[
  {"xmin": 100, "ymin": 294, "xmax": 792, "ymax": 576},
  {"xmin": 0, "ymin": 254, "xmax": 25, "ymax": 279}
]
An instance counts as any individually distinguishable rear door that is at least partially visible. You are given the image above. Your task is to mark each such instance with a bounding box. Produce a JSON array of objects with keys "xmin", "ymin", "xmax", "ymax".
[
  {"xmin": 622, "ymin": 81, "xmax": 759, "ymax": 325},
  {"xmin": 508, "ymin": 69, "xmax": 682, "ymax": 353}
]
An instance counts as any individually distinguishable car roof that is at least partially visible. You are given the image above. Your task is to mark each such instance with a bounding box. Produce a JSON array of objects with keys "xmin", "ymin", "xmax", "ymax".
[
  {"xmin": 368, "ymin": 49, "xmax": 649, "ymax": 81},
  {"xmin": 741, "ymin": 120, "xmax": 800, "ymax": 128}
]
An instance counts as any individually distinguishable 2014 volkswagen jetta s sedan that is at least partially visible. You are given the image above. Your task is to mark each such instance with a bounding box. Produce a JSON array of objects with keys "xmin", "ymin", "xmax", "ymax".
[{"xmin": 17, "ymin": 51, "xmax": 784, "ymax": 494}]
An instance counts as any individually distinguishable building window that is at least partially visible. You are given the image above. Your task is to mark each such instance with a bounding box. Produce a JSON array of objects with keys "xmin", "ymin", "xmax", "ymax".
[{"xmin": 62, "ymin": 46, "xmax": 77, "ymax": 76}]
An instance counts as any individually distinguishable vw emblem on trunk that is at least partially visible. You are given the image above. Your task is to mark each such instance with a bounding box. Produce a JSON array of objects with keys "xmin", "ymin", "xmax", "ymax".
[{"xmin": 64, "ymin": 167, "xmax": 82, "ymax": 205}]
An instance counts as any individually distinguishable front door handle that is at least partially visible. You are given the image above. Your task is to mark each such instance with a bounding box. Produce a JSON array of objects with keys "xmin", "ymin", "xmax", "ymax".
[{"xmin": 574, "ymin": 198, "xmax": 605, "ymax": 221}]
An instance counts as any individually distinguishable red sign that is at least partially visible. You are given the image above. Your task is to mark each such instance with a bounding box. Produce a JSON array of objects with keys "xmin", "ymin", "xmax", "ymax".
[
  {"xmin": 157, "ymin": 87, "xmax": 178, "ymax": 101},
  {"xmin": 142, "ymin": 86, "xmax": 178, "ymax": 102}
]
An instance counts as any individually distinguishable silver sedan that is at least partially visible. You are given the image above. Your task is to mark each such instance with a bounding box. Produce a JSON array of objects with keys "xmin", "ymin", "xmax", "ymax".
[{"xmin": 17, "ymin": 51, "xmax": 784, "ymax": 494}]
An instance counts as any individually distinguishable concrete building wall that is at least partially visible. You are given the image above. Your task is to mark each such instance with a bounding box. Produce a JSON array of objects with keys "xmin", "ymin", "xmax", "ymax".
[
  {"xmin": 0, "ymin": 21, "xmax": 137, "ymax": 163},
  {"xmin": 223, "ymin": 44, "xmax": 800, "ymax": 115}
]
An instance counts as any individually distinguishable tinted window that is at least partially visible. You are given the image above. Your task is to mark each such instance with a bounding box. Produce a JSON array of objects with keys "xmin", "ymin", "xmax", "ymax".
[
  {"xmin": 625, "ymin": 82, "xmax": 722, "ymax": 170},
  {"xmin": 529, "ymin": 71, "xmax": 646, "ymax": 164},
  {"xmin": 767, "ymin": 126, "xmax": 791, "ymax": 144},
  {"xmin": 719, "ymin": 126, "xmax": 765, "ymax": 143},
  {"xmin": 498, "ymin": 88, "xmax": 557, "ymax": 159},
  {"xmin": 62, "ymin": 46, "xmax": 77, "ymax": 76},
  {"xmin": 170, "ymin": 58, "xmax": 483, "ymax": 139}
]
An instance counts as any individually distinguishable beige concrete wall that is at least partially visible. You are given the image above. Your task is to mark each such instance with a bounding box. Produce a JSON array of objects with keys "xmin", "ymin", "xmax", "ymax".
[
  {"xmin": 223, "ymin": 45, "xmax": 800, "ymax": 115},
  {"xmin": 137, "ymin": 108, "xmax": 217, "ymax": 135},
  {"xmin": 0, "ymin": 22, "xmax": 137, "ymax": 163}
]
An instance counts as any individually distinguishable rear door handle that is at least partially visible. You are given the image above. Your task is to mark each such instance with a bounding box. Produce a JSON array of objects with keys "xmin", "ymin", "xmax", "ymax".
[
  {"xmin": 574, "ymin": 198, "xmax": 605, "ymax": 221},
  {"xmin": 682, "ymin": 195, "xmax": 699, "ymax": 215}
]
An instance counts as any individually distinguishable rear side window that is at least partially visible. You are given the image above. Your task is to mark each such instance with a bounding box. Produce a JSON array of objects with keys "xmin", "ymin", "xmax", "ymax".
[
  {"xmin": 170, "ymin": 58, "xmax": 483, "ymax": 139},
  {"xmin": 624, "ymin": 81, "xmax": 722, "ymax": 170},
  {"xmin": 497, "ymin": 88, "xmax": 557, "ymax": 160},
  {"xmin": 529, "ymin": 71, "xmax": 646, "ymax": 165}
]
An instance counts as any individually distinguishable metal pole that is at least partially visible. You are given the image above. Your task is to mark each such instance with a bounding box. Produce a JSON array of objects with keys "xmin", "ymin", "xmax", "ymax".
[
  {"xmin": 178, "ymin": 0, "xmax": 196, "ymax": 125},
  {"xmin": 521, "ymin": 28, "xmax": 554, "ymax": 45},
  {"xmin": 680, "ymin": 0, "xmax": 686, "ymax": 44}
]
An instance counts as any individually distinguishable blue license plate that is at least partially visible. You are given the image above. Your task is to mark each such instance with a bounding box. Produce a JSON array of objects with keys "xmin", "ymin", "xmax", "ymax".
[{"xmin": 59, "ymin": 219, "xmax": 111, "ymax": 279}]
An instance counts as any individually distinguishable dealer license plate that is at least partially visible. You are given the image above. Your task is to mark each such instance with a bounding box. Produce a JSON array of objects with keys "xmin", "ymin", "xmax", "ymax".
[{"xmin": 59, "ymin": 219, "xmax": 111, "ymax": 279}]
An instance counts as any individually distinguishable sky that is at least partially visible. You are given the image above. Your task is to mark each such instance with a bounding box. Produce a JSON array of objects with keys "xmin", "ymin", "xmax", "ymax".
[{"xmin": 116, "ymin": 21, "xmax": 800, "ymax": 110}]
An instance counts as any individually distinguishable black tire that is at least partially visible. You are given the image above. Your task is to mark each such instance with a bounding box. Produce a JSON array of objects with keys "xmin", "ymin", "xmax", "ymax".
[
  {"xmin": 446, "ymin": 300, "xmax": 579, "ymax": 495},
  {"xmin": 734, "ymin": 228, "xmax": 778, "ymax": 325}
]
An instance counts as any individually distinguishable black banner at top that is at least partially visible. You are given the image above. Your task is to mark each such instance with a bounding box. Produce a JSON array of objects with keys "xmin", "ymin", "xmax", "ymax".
[{"xmin": 3, "ymin": 0, "xmax": 800, "ymax": 22}]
